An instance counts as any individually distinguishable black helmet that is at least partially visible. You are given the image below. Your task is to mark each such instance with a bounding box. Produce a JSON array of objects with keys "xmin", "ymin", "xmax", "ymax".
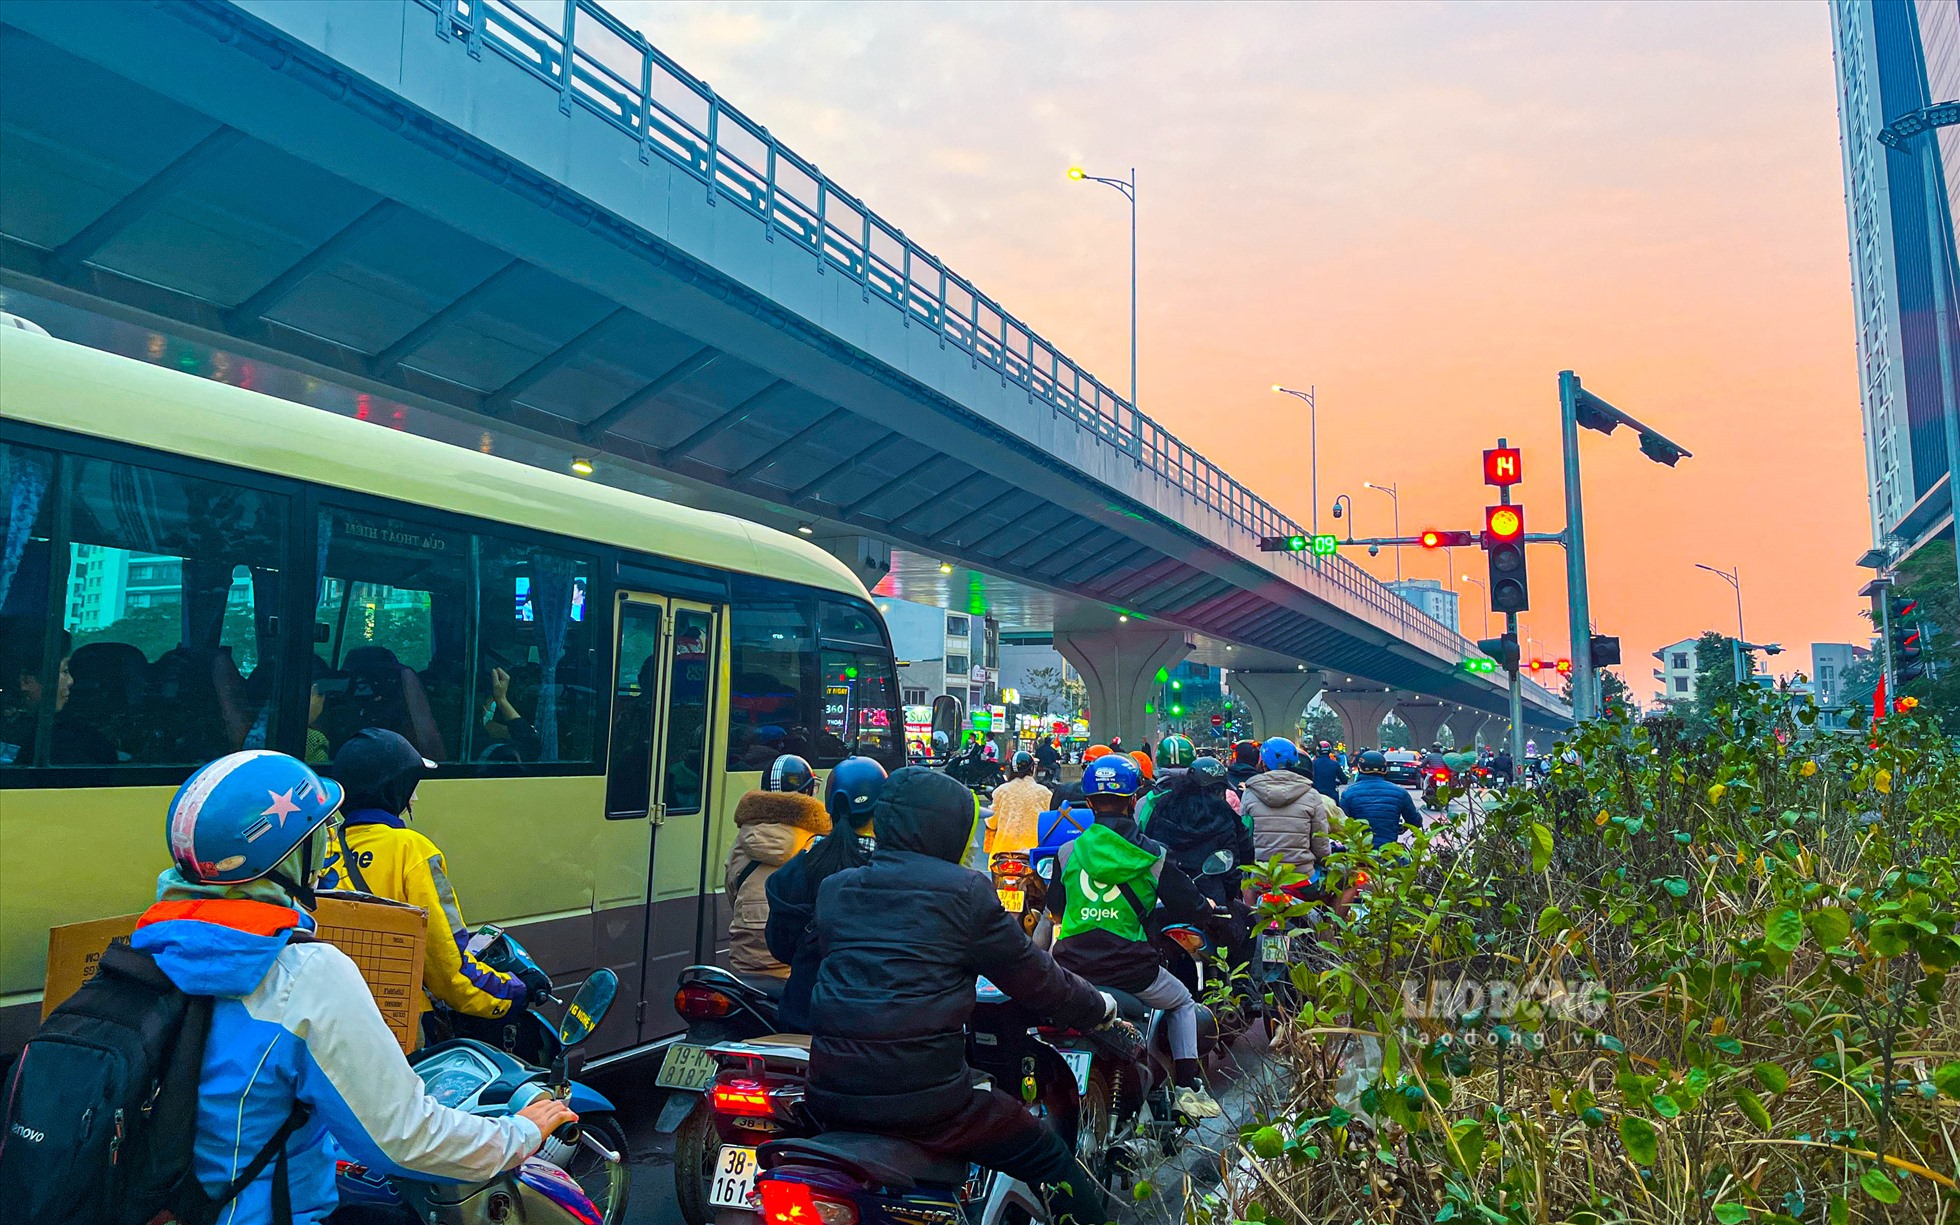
[
  {"xmin": 1189, "ymin": 756, "xmax": 1228, "ymax": 786},
  {"xmin": 333, "ymin": 727, "xmax": 435, "ymax": 816},
  {"xmin": 1357, "ymin": 749, "xmax": 1389, "ymax": 773},
  {"xmin": 765, "ymin": 754, "xmax": 818, "ymax": 794},
  {"xmin": 1011, "ymin": 750, "xmax": 1035, "ymax": 775}
]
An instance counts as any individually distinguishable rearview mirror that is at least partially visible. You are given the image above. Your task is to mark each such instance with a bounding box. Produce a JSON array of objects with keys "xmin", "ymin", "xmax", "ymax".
[
  {"xmin": 557, "ymin": 968, "xmax": 619, "ymax": 1048},
  {"xmin": 929, "ymin": 694, "xmax": 965, "ymax": 765},
  {"xmin": 1201, "ymin": 849, "xmax": 1237, "ymax": 876}
]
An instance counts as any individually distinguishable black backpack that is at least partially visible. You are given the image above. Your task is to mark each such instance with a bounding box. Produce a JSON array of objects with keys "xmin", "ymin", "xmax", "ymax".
[{"xmin": 0, "ymin": 942, "xmax": 311, "ymax": 1224}]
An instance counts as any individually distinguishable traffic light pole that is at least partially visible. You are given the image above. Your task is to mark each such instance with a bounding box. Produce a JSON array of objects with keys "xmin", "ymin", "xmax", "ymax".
[
  {"xmin": 1558, "ymin": 371, "xmax": 1594, "ymax": 722},
  {"xmin": 1506, "ymin": 610, "xmax": 1525, "ymax": 767}
]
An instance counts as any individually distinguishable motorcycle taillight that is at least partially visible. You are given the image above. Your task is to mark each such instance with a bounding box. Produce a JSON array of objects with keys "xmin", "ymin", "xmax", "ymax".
[
  {"xmin": 760, "ymin": 1179, "xmax": 858, "ymax": 1225},
  {"xmin": 712, "ymin": 1072, "xmax": 801, "ymax": 1119},
  {"xmin": 675, "ymin": 984, "xmax": 734, "ymax": 1020}
]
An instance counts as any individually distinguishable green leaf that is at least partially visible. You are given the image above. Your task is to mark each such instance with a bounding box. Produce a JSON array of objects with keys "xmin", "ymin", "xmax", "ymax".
[
  {"xmin": 1661, "ymin": 876, "xmax": 1691, "ymax": 898},
  {"xmin": 1868, "ymin": 921, "xmax": 1911, "ymax": 958},
  {"xmin": 1536, "ymin": 905, "xmax": 1566, "ymax": 939},
  {"xmin": 1765, "ymin": 906, "xmax": 1802, "ymax": 953},
  {"xmin": 1933, "ymin": 1061, "xmax": 1960, "ymax": 1100},
  {"xmin": 1805, "ymin": 906, "xmax": 1851, "ymax": 948},
  {"xmin": 1828, "ymin": 1194, "xmax": 1848, "ymax": 1225},
  {"xmin": 1249, "ymin": 1125, "xmax": 1284, "ymax": 1159},
  {"xmin": 1860, "ymin": 1168, "xmax": 1901, "ymax": 1204},
  {"xmin": 1448, "ymin": 1118, "xmax": 1485, "ymax": 1171},
  {"xmin": 1713, "ymin": 1205, "xmax": 1750, "ymax": 1225},
  {"xmin": 1734, "ymin": 1086, "xmax": 1772, "ymax": 1133},
  {"xmin": 1651, "ymin": 1092, "xmax": 1681, "ymax": 1118},
  {"xmin": 1754, "ymin": 1062, "xmax": 1790, "ymax": 1094},
  {"xmin": 1619, "ymin": 1115, "xmax": 1658, "ymax": 1166},
  {"xmin": 1529, "ymin": 822, "xmax": 1554, "ymax": 872}
]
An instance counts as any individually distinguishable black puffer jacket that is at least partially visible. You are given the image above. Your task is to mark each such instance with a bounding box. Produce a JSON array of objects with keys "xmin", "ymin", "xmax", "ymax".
[{"xmin": 805, "ymin": 768, "xmax": 1106, "ymax": 1128}]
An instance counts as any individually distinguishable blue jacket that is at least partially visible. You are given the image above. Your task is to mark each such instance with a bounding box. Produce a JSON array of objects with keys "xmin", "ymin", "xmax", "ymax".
[
  {"xmin": 1310, "ymin": 753, "xmax": 1348, "ymax": 799},
  {"xmin": 1338, "ymin": 773, "xmax": 1422, "ymax": 850},
  {"xmin": 131, "ymin": 897, "xmax": 540, "ymax": 1224}
]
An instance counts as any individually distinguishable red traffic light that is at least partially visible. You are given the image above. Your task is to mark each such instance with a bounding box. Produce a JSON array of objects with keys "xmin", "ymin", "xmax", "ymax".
[
  {"xmin": 1419, "ymin": 529, "xmax": 1476, "ymax": 548},
  {"xmin": 1483, "ymin": 447, "xmax": 1522, "ymax": 487},
  {"xmin": 1555, "ymin": 658, "xmax": 1572, "ymax": 674},
  {"xmin": 1528, "ymin": 659, "xmax": 1546, "ymax": 672},
  {"xmin": 1485, "ymin": 504, "xmax": 1524, "ymax": 542}
]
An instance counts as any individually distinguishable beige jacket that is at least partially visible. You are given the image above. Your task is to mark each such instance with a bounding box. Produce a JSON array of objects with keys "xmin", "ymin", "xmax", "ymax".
[
  {"xmin": 1242, "ymin": 769, "xmax": 1334, "ymax": 874},
  {"xmin": 987, "ymin": 776, "xmax": 1054, "ymax": 856},
  {"xmin": 724, "ymin": 790, "xmax": 830, "ymax": 976}
]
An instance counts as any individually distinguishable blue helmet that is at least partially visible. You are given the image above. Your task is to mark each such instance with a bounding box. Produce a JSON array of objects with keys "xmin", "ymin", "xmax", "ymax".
[
  {"xmin": 166, "ymin": 750, "xmax": 344, "ymax": 887},
  {"xmin": 1260, "ymin": 736, "xmax": 1300, "ymax": 771},
  {"xmin": 827, "ymin": 756, "xmax": 889, "ymax": 825},
  {"xmin": 765, "ymin": 754, "xmax": 817, "ymax": 795},
  {"xmin": 1082, "ymin": 752, "xmax": 1143, "ymax": 798}
]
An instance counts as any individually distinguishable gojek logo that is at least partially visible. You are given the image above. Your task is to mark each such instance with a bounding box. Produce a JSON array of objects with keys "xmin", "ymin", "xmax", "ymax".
[{"xmin": 1076, "ymin": 870, "xmax": 1127, "ymax": 924}]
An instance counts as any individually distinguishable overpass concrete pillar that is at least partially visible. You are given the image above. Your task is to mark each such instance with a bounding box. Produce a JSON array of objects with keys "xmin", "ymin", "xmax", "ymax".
[
  {"xmin": 1321, "ymin": 690, "xmax": 1399, "ymax": 751},
  {"xmin": 1225, "ymin": 670, "xmax": 1323, "ymax": 743},
  {"xmin": 1395, "ymin": 700, "xmax": 1450, "ymax": 751},
  {"xmin": 1445, "ymin": 710, "xmax": 1490, "ymax": 750},
  {"xmin": 1055, "ymin": 624, "xmax": 1193, "ymax": 750}
]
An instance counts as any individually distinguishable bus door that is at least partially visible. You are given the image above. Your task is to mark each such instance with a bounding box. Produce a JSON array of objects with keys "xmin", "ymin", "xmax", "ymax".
[{"xmin": 602, "ymin": 591, "xmax": 721, "ymax": 1044}]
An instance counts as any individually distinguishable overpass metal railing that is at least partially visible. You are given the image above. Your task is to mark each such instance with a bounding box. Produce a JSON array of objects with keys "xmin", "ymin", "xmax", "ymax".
[{"xmin": 416, "ymin": 0, "xmax": 1562, "ymax": 710}]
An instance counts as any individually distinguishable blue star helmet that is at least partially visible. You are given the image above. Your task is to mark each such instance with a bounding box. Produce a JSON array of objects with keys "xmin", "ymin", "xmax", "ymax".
[
  {"xmin": 1260, "ymin": 736, "xmax": 1300, "ymax": 771},
  {"xmin": 826, "ymin": 756, "xmax": 890, "ymax": 825},
  {"xmin": 1082, "ymin": 752, "xmax": 1143, "ymax": 798},
  {"xmin": 166, "ymin": 750, "xmax": 344, "ymax": 887}
]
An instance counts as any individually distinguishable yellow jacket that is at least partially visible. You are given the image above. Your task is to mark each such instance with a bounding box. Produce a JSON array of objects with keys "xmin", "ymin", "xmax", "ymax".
[
  {"xmin": 986, "ymin": 776, "xmax": 1054, "ymax": 857},
  {"xmin": 319, "ymin": 812, "xmax": 527, "ymax": 1019}
]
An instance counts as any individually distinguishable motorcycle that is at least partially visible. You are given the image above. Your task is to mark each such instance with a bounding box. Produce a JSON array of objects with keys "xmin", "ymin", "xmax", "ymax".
[
  {"xmin": 333, "ymin": 968, "xmax": 628, "ymax": 1225},
  {"xmin": 659, "ymin": 965, "xmax": 788, "ymax": 1225},
  {"xmin": 989, "ymin": 849, "xmax": 1046, "ymax": 935},
  {"xmin": 1250, "ymin": 865, "xmax": 1366, "ymax": 1039},
  {"xmin": 1420, "ymin": 765, "xmax": 1450, "ymax": 813},
  {"xmin": 714, "ymin": 979, "xmax": 1085, "ymax": 1223}
]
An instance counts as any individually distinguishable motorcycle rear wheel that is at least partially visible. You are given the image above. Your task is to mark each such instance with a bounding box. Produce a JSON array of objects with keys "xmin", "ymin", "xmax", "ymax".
[{"xmin": 673, "ymin": 1096, "xmax": 720, "ymax": 1225}]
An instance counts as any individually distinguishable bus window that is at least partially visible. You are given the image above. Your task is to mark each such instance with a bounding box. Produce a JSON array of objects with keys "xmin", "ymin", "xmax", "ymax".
[
  {"xmin": 474, "ymin": 536, "xmax": 599, "ymax": 766},
  {"xmin": 314, "ymin": 507, "xmax": 464, "ymax": 762},
  {"xmin": 661, "ymin": 607, "xmax": 716, "ymax": 816},
  {"xmin": 605, "ymin": 599, "xmax": 662, "ymax": 818},
  {"xmin": 0, "ymin": 444, "xmax": 56, "ymax": 767},
  {"xmin": 818, "ymin": 647, "xmax": 901, "ymax": 768},
  {"xmin": 51, "ymin": 455, "xmax": 287, "ymax": 767},
  {"xmin": 726, "ymin": 600, "xmax": 815, "ymax": 771}
]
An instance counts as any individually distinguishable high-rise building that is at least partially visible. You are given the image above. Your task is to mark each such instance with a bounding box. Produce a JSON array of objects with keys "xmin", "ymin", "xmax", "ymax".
[
  {"xmin": 1384, "ymin": 578, "xmax": 1460, "ymax": 634},
  {"xmin": 1831, "ymin": 1, "xmax": 1960, "ymax": 560}
]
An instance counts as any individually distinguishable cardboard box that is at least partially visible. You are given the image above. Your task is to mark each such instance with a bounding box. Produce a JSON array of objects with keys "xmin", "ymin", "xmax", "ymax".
[{"xmin": 43, "ymin": 892, "xmax": 428, "ymax": 1053}]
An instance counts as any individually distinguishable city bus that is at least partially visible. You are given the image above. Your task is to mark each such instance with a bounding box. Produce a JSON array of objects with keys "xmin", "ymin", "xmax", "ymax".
[{"xmin": 0, "ymin": 324, "xmax": 903, "ymax": 1060}]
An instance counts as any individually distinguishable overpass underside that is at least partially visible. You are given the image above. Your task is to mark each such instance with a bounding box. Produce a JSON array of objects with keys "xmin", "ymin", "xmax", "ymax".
[{"xmin": 0, "ymin": 0, "xmax": 1567, "ymax": 732}]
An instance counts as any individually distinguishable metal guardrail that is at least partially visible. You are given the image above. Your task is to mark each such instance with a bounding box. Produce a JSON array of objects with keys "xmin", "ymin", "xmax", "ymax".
[{"xmin": 413, "ymin": 0, "xmax": 1561, "ymax": 709}]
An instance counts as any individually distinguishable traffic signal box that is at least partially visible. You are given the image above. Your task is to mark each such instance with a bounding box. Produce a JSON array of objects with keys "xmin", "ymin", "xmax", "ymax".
[
  {"xmin": 1892, "ymin": 596, "xmax": 1927, "ymax": 685},
  {"xmin": 1484, "ymin": 504, "xmax": 1528, "ymax": 612}
]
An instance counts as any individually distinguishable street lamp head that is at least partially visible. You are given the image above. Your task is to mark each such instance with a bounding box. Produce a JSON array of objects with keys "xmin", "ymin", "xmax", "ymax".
[
  {"xmin": 1066, "ymin": 166, "xmax": 1085, "ymax": 181},
  {"xmin": 1270, "ymin": 384, "xmax": 1283, "ymax": 393}
]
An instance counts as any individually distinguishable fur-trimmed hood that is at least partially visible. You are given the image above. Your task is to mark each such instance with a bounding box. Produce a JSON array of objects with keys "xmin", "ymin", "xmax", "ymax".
[{"xmin": 733, "ymin": 789, "xmax": 831, "ymax": 833}]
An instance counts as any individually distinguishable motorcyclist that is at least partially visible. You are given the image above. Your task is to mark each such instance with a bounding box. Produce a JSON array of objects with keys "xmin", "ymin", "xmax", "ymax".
[
  {"xmin": 1033, "ymin": 735, "xmax": 1062, "ymax": 783},
  {"xmin": 1134, "ymin": 733, "xmax": 1195, "ymax": 828},
  {"xmin": 1242, "ymin": 737, "xmax": 1333, "ymax": 877},
  {"xmin": 1143, "ymin": 756, "xmax": 1254, "ymax": 907},
  {"xmin": 1043, "ymin": 753, "xmax": 1223, "ymax": 1119},
  {"xmin": 140, "ymin": 750, "xmax": 575, "ymax": 1224},
  {"xmin": 1226, "ymin": 739, "xmax": 1262, "ymax": 791},
  {"xmin": 764, "ymin": 756, "xmax": 889, "ymax": 1031},
  {"xmin": 1340, "ymin": 749, "xmax": 1425, "ymax": 852},
  {"xmin": 986, "ymin": 750, "xmax": 1052, "ymax": 857},
  {"xmin": 318, "ymin": 728, "xmax": 540, "ymax": 1031},
  {"xmin": 804, "ymin": 768, "xmax": 1116, "ymax": 1225},
  {"xmin": 724, "ymin": 754, "xmax": 830, "ymax": 979},
  {"xmin": 1309, "ymin": 740, "xmax": 1349, "ymax": 800}
]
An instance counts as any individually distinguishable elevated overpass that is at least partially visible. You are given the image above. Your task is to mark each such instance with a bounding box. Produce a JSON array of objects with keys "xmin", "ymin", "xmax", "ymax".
[{"xmin": 0, "ymin": 0, "xmax": 1570, "ymax": 742}]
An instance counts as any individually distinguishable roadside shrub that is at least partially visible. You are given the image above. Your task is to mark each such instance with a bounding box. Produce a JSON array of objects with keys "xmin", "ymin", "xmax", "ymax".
[{"xmin": 1215, "ymin": 687, "xmax": 1960, "ymax": 1224}]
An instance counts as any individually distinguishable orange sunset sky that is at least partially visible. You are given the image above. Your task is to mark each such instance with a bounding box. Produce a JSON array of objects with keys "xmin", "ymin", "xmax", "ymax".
[{"xmin": 621, "ymin": 0, "xmax": 1874, "ymax": 701}]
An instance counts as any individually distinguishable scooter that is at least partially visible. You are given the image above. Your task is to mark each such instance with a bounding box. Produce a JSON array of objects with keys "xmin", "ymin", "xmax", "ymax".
[
  {"xmin": 1250, "ymin": 865, "xmax": 1366, "ymax": 1039},
  {"xmin": 660, "ymin": 965, "xmax": 788, "ymax": 1225},
  {"xmin": 332, "ymin": 969, "xmax": 628, "ymax": 1225},
  {"xmin": 989, "ymin": 849, "xmax": 1046, "ymax": 935},
  {"xmin": 745, "ymin": 979, "xmax": 1087, "ymax": 1225}
]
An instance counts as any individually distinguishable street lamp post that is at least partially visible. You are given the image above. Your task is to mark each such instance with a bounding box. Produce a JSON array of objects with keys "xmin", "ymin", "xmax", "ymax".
[
  {"xmin": 1067, "ymin": 165, "xmax": 1138, "ymax": 408},
  {"xmin": 1271, "ymin": 385, "xmax": 1318, "ymax": 534},
  {"xmin": 1363, "ymin": 481, "xmax": 1402, "ymax": 581},
  {"xmin": 1695, "ymin": 562, "xmax": 1749, "ymax": 683},
  {"xmin": 1461, "ymin": 574, "xmax": 1490, "ymax": 636},
  {"xmin": 1330, "ymin": 493, "xmax": 1355, "ymax": 541},
  {"xmin": 1879, "ymin": 102, "xmax": 1960, "ymax": 600}
]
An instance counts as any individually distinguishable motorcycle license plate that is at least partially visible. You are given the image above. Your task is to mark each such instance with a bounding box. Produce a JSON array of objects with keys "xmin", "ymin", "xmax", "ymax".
[
  {"xmin": 654, "ymin": 1042, "xmax": 716, "ymax": 1091},
  {"xmin": 1059, "ymin": 1048, "xmax": 1094, "ymax": 1096},
  {"xmin": 1260, "ymin": 933, "xmax": 1289, "ymax": 964},
  {"xmin": 997, "ymin": 887, "xmax": 1026, "ymax": 913},
  {"xmin": 709, "ymin": 1145, "xmax": 760, "ymax": 1210}
]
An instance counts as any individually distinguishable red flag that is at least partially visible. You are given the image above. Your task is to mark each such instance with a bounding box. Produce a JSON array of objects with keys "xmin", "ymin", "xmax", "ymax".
[{"xmin": 1875, "ymin": 672, "xmax": 1886, "ymax": 722}]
